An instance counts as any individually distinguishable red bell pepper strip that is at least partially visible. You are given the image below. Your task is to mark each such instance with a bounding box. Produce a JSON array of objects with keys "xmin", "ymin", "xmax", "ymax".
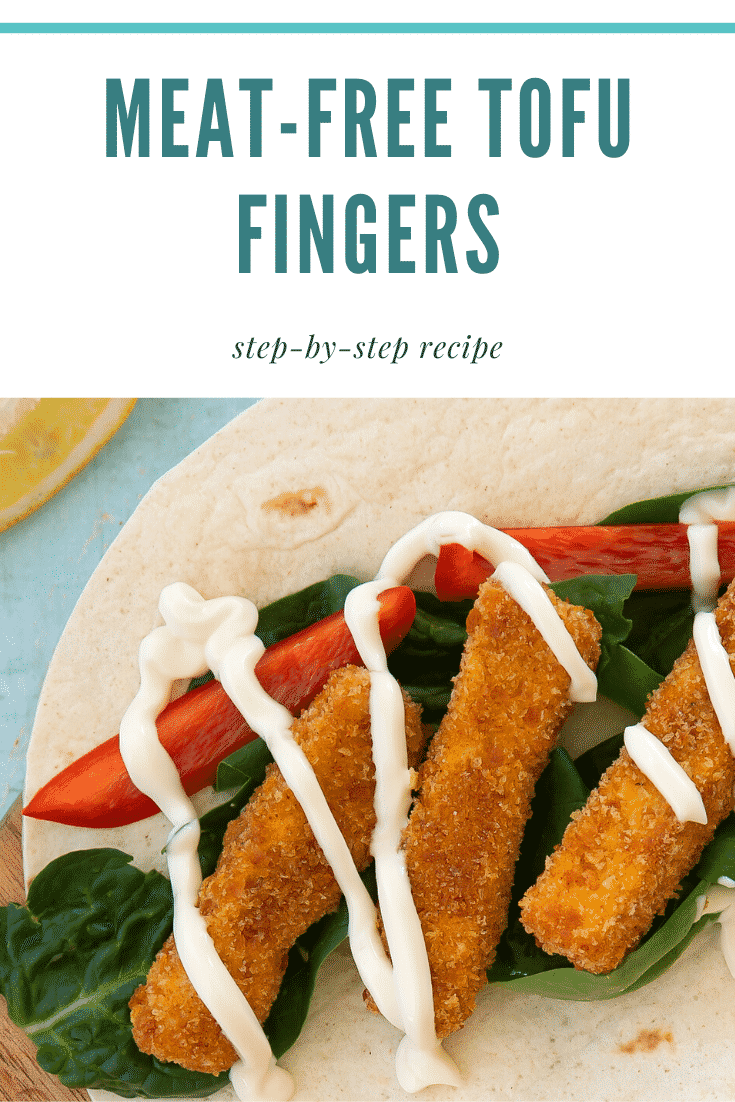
[
  {"xmin": 23, "ymin": 585, "xmax": 416, "ymax": 829},
  {"xmin": 434, "ymin": 522, "xmax": 735, "ymax": 602}
]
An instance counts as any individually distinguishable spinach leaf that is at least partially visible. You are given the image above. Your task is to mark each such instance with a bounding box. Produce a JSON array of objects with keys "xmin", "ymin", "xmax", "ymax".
[
  {"xmin": 600, "ymin": 484, "xmax": 732, "ymax": 525},
  {"xmin": 387, "ymin": 592, "xmax": 472, "ymax": 726},
  {"xmin": 550, "ymin": 573, "xmax": 662, "ymax": 714},
  {"xmin": 255, "ymin": 575, "xmax": 361, "ymax": 648},
  {"xmin": 0, "ymin": 850, "xmax": 226, "ymax": 1099},
  {"xmin": 263, "ymin": 866, "xmax": 377, "ymax": 1058},
  {"xmin": 200, "ymin": 738, "xmax": 274, "ymax": 872},
  {"xmin": 0, "ymin": 737, "xmax": 358, "ymax": 1100},
  {"xmin": 572, "ymin": 731, "xmax": 624, "ymax": 789},
  {"xmin": 596, "ymin": 486, "xmax": 733, "ymax": 684},
  {"xmin": 694, "ymin": 814, "xmax": 735, "ymax": 883},
  {"xmin": 213, "ymin": 737, "xmax": 273, "ymax": 794},
  {"xmin": 489, "ymin": 750, "xmax": 590, "ymax": 984},
  {"xmin": 188, "ymin": 575, "xmax": 362, "ymax": 690},
  {"xmin": 619, "ymin": 588, "xmax": 694, "ymax": 680},
  {"xmin": 264, "ymin": 906, "xmax": 350, "ymax": 1059}
]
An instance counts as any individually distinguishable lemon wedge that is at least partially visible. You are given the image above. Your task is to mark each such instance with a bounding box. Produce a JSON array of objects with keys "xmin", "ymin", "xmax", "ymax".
[{"xmin": 0, "ymin": 398, "xmax": 136, "ymax": 533}]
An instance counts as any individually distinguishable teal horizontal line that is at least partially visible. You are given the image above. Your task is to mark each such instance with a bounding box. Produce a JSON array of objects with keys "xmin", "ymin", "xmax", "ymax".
[{"xmin": 1, "ymin": 22, "xmax": 734, "ymax": 33}]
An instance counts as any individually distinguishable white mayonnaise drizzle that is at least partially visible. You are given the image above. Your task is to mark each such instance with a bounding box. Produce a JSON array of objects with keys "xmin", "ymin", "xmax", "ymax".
[
  {"xmin": 695, "ymin": 884, "xmax": 735, "ymax": 978},
  {"xmin": 616, "ymin": 486, "xmax": 735, "ymax": 975},
  {"xmin": 679, "ymin": 486, "xmax": 735, "ymax": 610},
  {"xmin": 693, "ymin": 611, "xmax": 735, "ymax": 756},
  {"xmin": 348, "ymin": 512, "xmax": 596, "ymax": 1091},
  {"xmin": 119, "ymin": 510, "xmax": 598, "ymax": 1099},
  {"xmin": 345, "ymin": 580, "xmax": 460, "ymax": 1093},
  {"xmin": 617, "ymin": 487, "xmax": 735, "ymax": 832},
  {"xmin": 623, "ymin": 723, "xmax": 707, "ymax": 824},
  {"xmin": 491, "ymin": 561, "xmax": 597, "ymax": 703},
  {"xmin": 119, "ymin": 590, "xmax": 294, "ymax": 1102},
  {"xmin": 376, "ymin": 511, "xmax": 549, "ymax": 586},
  {"xmin": 685, "ymin": 525, "xmax": 721, "ymax": 613}
]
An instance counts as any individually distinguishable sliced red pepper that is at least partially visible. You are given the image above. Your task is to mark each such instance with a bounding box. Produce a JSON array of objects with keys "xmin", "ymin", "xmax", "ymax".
[
  {"xmin": 23, "ymin": 585, "xmax": 416, "ymax": 829},
  {"xmin": 434, "ymin": 543, "xmax": 490, "ymax": 601},
  {"xmin": 434, "ymin": 522, "xmax": 735, "ymax": 601}
]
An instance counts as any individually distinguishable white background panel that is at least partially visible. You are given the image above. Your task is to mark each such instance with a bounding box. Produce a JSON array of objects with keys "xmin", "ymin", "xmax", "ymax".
[{"xmin": 0, "ymin": 20, "xmax": 732, "ymax": 395}]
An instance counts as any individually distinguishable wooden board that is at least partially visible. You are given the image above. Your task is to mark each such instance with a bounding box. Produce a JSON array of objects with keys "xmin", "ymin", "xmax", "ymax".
[{"xmin": 0, "ymin": 799, "xmax": 88, "ymax": 1102}]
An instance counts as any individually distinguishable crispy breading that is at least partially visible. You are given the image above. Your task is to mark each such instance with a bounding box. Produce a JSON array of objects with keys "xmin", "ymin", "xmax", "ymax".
[
  {"xmin": 129, "ymin": 665, "xmax": 428, "ymax": 1075},
  {"xmin": 519, "ymin": 579, "xmax": 735, "ymax": 975},
  {"xmin": 393, "ymin": 578, "xmax": 601, "ymax": 1038}
]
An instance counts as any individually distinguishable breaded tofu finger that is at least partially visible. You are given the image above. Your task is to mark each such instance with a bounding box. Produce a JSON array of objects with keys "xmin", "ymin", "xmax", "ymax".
[
  {"xmin": 400, "ymin": 577, "xmax": 601, "ymax": 1038},
  {"xmin": 519, "ymin": 579, "xmax": 735, "ymax": 975},
  {"xmin": 129, "ymin": 665, "xmax": 428, "ymax": 1075}
]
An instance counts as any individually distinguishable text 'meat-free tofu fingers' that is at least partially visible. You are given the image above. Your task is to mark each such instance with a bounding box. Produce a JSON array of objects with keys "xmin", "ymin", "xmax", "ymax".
[
  {"xmin": 519, "ymin": 577, "xmax": 735, "ymax": 976},
  {"xmin": 383, "ymin": 577, "xmax": 601, "ymax": 1039},
  {"xmin": 129, "ymin": 665, "xmax": 428, "ymax": 1075}
]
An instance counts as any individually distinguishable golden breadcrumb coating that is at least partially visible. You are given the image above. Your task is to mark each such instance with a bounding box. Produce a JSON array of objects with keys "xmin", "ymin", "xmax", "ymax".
[
  {"xmin": 384, "ymin": 578, "xmax": 601, "ymax": 1038},
  {"xmin": 519, "ymin": 578, "xmax": 735, "ymax": 975},
  {"xmin": 129, "ymin": 665, "xmax": 428, "ymax": 1075}
]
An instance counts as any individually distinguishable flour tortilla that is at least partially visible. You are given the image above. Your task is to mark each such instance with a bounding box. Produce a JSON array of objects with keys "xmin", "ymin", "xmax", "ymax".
[{"xmin": 22, "ymin": 397, "xmax": 735, "ymax": 1101}]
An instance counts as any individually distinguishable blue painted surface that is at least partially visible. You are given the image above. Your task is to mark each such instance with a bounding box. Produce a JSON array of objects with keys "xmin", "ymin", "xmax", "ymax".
[
  {"xmin": 3, "ymin": 23, "xmax": 734, "ymax": 32},
  {"xmin": 0, "ymin": 397, "xmax": 259, "ymax": 819}
]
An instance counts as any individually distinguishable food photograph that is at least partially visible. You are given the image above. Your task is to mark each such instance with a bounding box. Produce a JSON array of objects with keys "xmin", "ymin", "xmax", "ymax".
[{"xmin": 2, "ymin": 396, "xmax": 735, "ymax": 1102}]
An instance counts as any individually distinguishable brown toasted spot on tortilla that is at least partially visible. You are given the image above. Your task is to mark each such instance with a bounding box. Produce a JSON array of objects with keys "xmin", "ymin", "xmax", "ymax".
[
  {"xmin": 618, "ymin": 1028, "xmax": 673, "ymax": 1055},
  {"xmin": 261, "ymin": 486, "xmax": 329, "ymax": 517}
]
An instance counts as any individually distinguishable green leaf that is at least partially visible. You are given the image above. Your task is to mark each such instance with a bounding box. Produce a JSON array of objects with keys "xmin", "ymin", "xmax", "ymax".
[
  {"xmin": 255, "ymin": 575, "xmax": 361, "ymax": 648},
  {"xmin": 551, "ymin": 573, "xmax": 636, "ymax": 647},
  {"xmin": 204, "ymin": 739, "xmax": 274, "ymax": 866},
  {"xmin": 406, "ymin": 595, "xmax": 472, "ymax": 650},
  {"xmin": 388, "ymin": 592, "xmax": 471, "ymax": 726},
  {"xmin": 0, "ymin": 850, "xmax": 226, "ymax": 1099},
  {"xmin": 597, "ymin": 484, "xmax": 729, "ymax": 682},
  {"xmin": 550, "ymin": 573, "xmax": 663, "ymax": 715},
  {"xmin": 598, "ymin": 644, "xmax": 662, "ymax": 717},
  {"xmin": 264, "ymin": 907, "xmax": 349, "ymax": 1059},
  {"xmin": 213, "ymin": 733, "xmax": 274, "ymax": 796},
  {"xmin": 489, "ymin": 749, "xmax": 590, "ymax": 984},
  {"xmin": 516, "ymin": 748, "xmax": 590, "ymax": 889},
  {"xmin": 622, "ymin": 588, "xmax": 694, "ymax": 676},
  {"xmin": 263, "ymin": 865, "xmax": 378, "ymax": 1058},
  {"xmin": 573, "ymin": 731, "xmax": 624, "ymax": 790},
  {"xmin": 695, "ymin": 813, "xmax": 735, "ymax": 883},
  {"xmin": 599, "ymin": 484, "xmax": 734, "ymax": 525},
  {"xmin": 187, "ymin": 575, "xmax": 362, "ymax": 692}
]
